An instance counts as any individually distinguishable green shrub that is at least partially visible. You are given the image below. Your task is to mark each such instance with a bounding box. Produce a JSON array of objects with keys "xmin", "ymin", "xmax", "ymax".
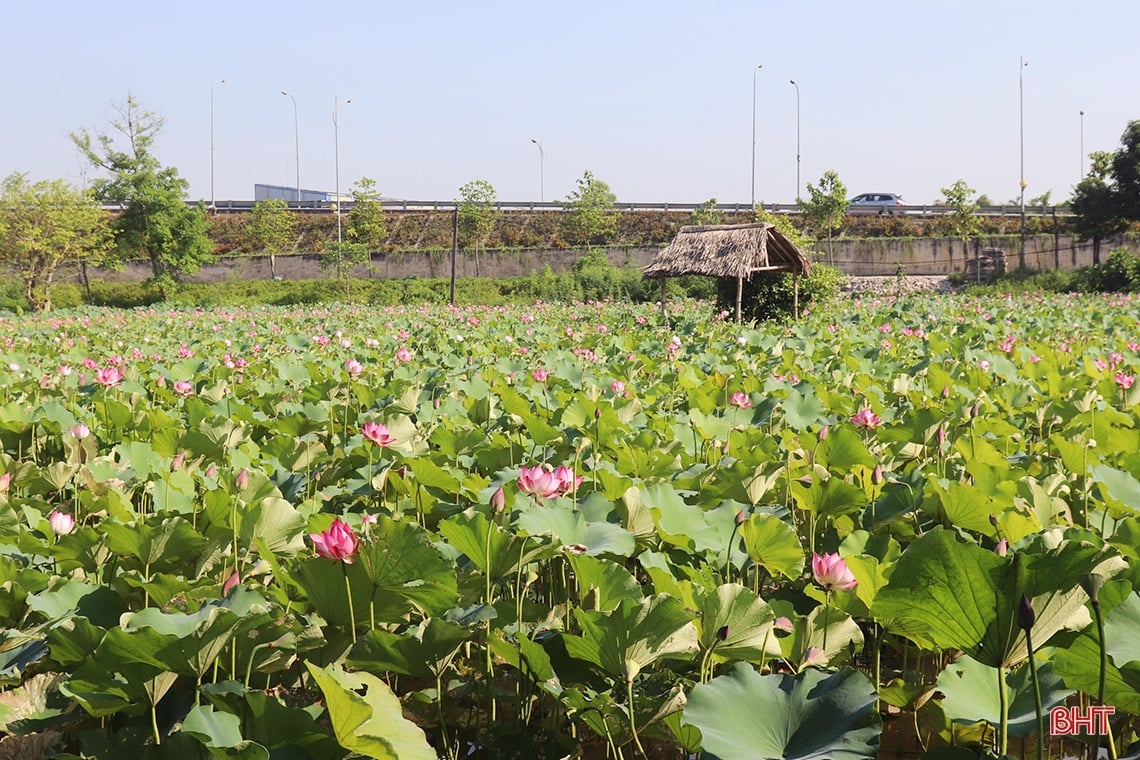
[{"xmin": 715, "ymin": 263, "xmax": 845, "ymax": 321}]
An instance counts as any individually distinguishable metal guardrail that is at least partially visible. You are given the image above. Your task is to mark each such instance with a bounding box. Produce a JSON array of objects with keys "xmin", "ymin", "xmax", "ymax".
[{"xmin": 123, "ymin": 199, "xmax": 1074, "ymax": 217}]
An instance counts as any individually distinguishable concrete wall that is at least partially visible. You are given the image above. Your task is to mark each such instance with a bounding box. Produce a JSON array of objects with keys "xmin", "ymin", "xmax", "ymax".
[{"xmin": 65, "ymin": 235, "xmax": 1136, "ymax": 285}]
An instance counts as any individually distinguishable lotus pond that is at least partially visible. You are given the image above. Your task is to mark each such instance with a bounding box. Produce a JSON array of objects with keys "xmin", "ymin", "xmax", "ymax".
[{"xmin": 0, "ymin": 293, "xmax": 1138, "ymax": 759}]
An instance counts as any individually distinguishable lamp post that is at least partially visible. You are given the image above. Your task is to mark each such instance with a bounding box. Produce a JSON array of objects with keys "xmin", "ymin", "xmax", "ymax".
[
  {"xmin": 790, "ymin": 79, "xmax": 801, "ymax": 202},
  {"xmin": 333, "ymin": 94, "xmax": 352, "ymax": 244},
  {"xmin": 210, "ymin": 79, "xmax": 225, "ymax": 210},
  {"xmin": 1080, "ymin": 109, "xmax": 1085, "ymax": 180},
  {"xmin": 531, "ymin": 139, "xmax": 544, "ymax": 203},
  {"xmin": 1018, "ymin": 56, "xmax": 1028, "ymax": 270},
  {"xmin": 281, "ymin": 90, "xmax": 300, "ymax": 203},
  {"xmin": 751, "ymin": 64, "xmax": 763, "ymax": 211}
]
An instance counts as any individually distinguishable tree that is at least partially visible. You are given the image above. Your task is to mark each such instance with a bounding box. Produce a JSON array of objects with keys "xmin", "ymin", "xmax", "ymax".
[
  {"xmin": 561, "ymin": 171, "xmax": 618, "ymax": 247},
  {"xmin": 71, "ymin": 94, "xmax": 213, "ymax": 298},
  {"xmin": 457, "ymin": 179, "xmax": 499, "ymax": 275},
  {"xmin": 800, "ymin": 171, "xmax": 848, "ymax": 265},
  {"xmin": 1028, "ymin": 190, "xmax": 1054, "ymax": 206},
  {"xmin": 939, "ymin": 179, "xmax": 983, "ymax": 243},
  {"xmin": 1072, "ymin": 151, "xmax": 1127, "ymax": 264},
  {"xmin": 689, "ymin": 198, "xmax": 725, "ymax": 226},
  {"xmin": 0, "ymin": 173, "xmax": 111, "ymax": 310},
  {"xmin": 321, "ymin": 177, "xmax": 383, "ymax": 299},
  {"xmin": 245, "ymin": 199, "xmax": 298, "ymax": 279},
  {"xmin": 346, "ymin": 177, "xmax": 387, "ymax": 250}
]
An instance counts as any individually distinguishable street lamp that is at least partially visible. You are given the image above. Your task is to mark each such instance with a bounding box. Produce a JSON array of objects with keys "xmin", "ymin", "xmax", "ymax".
[
  {"xmin": 790, "ymin": 79, "xmax": 801, "ymax": 202},
  {"xmin": 1018, "ymin": 56, "xmax": 1028, "ymax": 269},
  {"xmin": 751, "ymin": 64, "xmax": 763, "ymax": 210},
  {"xmin": 334, "ymin": 94, "xmax": 352, "ymax": 244},
  {"xmin": 531, "ymin": 139, "xmax": 544, "ymax": 203},
  {"xmin": 1080, "ymin": 109, "xmax": 1085, "ymax": 180},
  {"xmin": 281, "ymin": 90, "xmax": 300, "ymax": 203},
  {"xmin": 210, "ymin": 79, "xmax": 225, "ymax": 210}
]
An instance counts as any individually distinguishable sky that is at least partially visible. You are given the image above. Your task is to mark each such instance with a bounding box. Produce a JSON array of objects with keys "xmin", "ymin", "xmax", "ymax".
[{"xmin": 5, "ymin": 2, "xmax": 1138, "ymax": 206}]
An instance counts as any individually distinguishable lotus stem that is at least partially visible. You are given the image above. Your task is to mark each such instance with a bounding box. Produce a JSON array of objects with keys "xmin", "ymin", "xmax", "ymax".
[
  {"xmin": 342, "ymin": 564, "xmax": 357, "ymax": 644},
  {"xmin": 1025, "ymin": 628, "xmax": 1044, "ymax": 760},
  {"xmin": 997, "ymin": 664, "xmax": 1008, "ymax": 757},
  {"xmin": 151, "ymin": 700, "xmax": 162, "ymax": 746},
  {"xmin": 1092, "ymin": 594, "xmax": 1118, "ymax": 760},
  {"xmin": 627, "ymin": 676, "xmax": 648, "ymax": 760}
]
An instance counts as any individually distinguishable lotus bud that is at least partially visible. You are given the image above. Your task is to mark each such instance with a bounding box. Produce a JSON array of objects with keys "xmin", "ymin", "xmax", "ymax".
[
  {"xmin": 223, "ymin": 570, "xmax": 241, "ymax": 595},
  {"xmin": 623, "ymin": 659, "xmax": 641, "ymax": 683},
  {"xmin": 594, "ymin": 406, "xmax": 601, "ymax": 420},
  {"xmin": 871, "ymin": 464, "xmax": 883, "ymax": 485},
  {"xmin": 935, "ymin": 426, "xmax": 946, "ymax": 446},
  {"xmin": 716, "ymin": 625, "xmax": 730, "ymax": 642},
  {"xmin": 236, "ymin": 468, "xmax": 250, "ymax": 490},
  {"xmin": 1016, "ymin": 594, "xmax": 1036, "ymax": 631},
  {"xmin": 490, "ymin": 485, "xmax": 506, "ymax": 513},
  {"xmin": 942, "ymin": 385, "xmax": 950, "ymax": 399},
  {"xmin": 995, "ymin": 539, "xmax": 1008, "ymax": 556},
  {"xmin": 0, "ymin": 471, "xmax": 11, "ymax": 493},
  {"xmin": 970, "ymin": 403, "xmax": 980, "ymax": 419},
  {"xmin": 773, "ymin": 616, "xmax": 794, "ymax": 633},
  {"xmin": 818, "ymin": 425, "xmax": 830, "ymax": 441},
  {"xmin": 735, "ymin": 509, "xmax": 748, "ymax": 526},
  {"xmin": 988, "ymin": 513, "xmax": 998, "ymax": 527},
  {"xmin": 48, "ymin": 509, "xmax": 76, "ymax": 536},
  {"xmin": 171, "ymin": 452, "xmax": 185, "ymax": 471},
  {"xmin": 206, "ymin": 463, "xmax": 217, "ymax": 479}
]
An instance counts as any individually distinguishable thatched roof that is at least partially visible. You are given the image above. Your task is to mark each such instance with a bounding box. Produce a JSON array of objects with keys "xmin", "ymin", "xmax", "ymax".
[{"xmin": 642, "ymin": 222, "xmax": 812, "ymax": 280}]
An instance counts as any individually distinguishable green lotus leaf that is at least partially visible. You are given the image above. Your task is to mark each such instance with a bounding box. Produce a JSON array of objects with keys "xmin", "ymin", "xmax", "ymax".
[
  {"xmin": 348, "ymin": 618, "xmax": 471, "ymax": 679},
  {"xmin": 101, "ymin": 516, "xmax": 207, "ymax": 572},
  {"xmin": 26, "ymin": 580, "xmax": 124, "ymax": 626},
  {"xmin": 782, "ymin": 388, "xmax": 828, "ymax": 430},
  {"xmin": 781, "ymin": 603, "xmax": 864, "ymax": 665},
  {"xmin": 641, "ymin": 483, "xmax": 720, "ymax": 553},
  {"xmin": 563, "ymin": 594, "xmax": 699, "ymax": 681},
  {"xmin": 437, "ymin": 509, "xmax": 557, "ymax": 583},
  {"xmin": 567, "ymin": 553, "xmax": 644, "ymax": 611},
  {"xmin": 182, "ymin": 703, "xmax": 270, "ymax": 759},
  {"xmin": 936, "ymin": 655, "xmax": 1073, "ymax": 736},
  {"xmin": 816, "ymin": 425, "xmax": 876, "ymax": 474},
  {"xmin": 356, "ymin": 515, "xmax": 459, "ymax": 617},
  {"xmin": 792, "ymin": 476, "xmax": 865, "ymax": 520},
  {"xmin": 874, "ymin": 527, "xmax": 1127, "ymax": 668},
  {"xmin": 239, "ymin": 496, "xmax": 307, "ymax": 557},
  {"xmin": 682, "ymin": 664, "xmax": 881, "ymax": 760},
  {"xmin": 698, "ymin": 583, "xmax": 780, "ymax": 663},
  {"xmin": 924, "ymin": 479, "xmax": 1000, "ymax": 537},
  {"xmin": 515, "ymin": 500, "xmax": 636, "ymax": 559},
  {"xmin": 739, "ymin": 513, "xmax": 804, "ymax": 580},
  {"xmin": 305, "ymin": 661, "xmax": 435, "ymax": 760},
  {"xmin": 1092, "ymin": 465, "xmax": 1140, "ymax": 514}
]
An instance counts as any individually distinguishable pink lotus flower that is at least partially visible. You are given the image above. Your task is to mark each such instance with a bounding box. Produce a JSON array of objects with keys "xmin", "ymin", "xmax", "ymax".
[
  {"xmin": 850, "ymin": 407, "xmax": 881, "ymax": 429},
  {"xmin": 362, "ymin": 421, "xmax": 395, "ymax": 447},
  {"xmin": 532, "ymin": 368, "xmax": 549, "ymax": 383},
  {"xmin": 517, "ymin": 465, "xmax": 563, "ymax": 499},
  {"xmin": 610, "ymin": 380, "xmax": 626, "ymax": 395},
  {"xmin": 69, "ymin": 423, "xmax": 91, "ymax": 440},
  {"xmin": 0, "ymin": 472, "xmax": 9, "ymax": 493},
  {"xmin": 222, "ymin": 570, "xmax": 241, "ymax": 594},
  {"xmin": 730, "ymin": 391, "xmax": 752, "ymax": 409},
  {"xmin": 801, "ymin": 646, "xmax": 828, "ymax": 668},
  {"xmin": 773, "ymin": 616, "xmax": 794, "ymax": 633},
  {"xmin": 812, "ymin": 552, "xmax": 858, "ymax": 591},
  {"xmin": 94, "ymin": 367, "xmax": 122, "ymax": 387},
  {"xmin": 310, "ymin": 518, "xmax": 360, "ymax": 564},
  {"xmin": 552, "ymin": 465, "xmax": 583, "ymax": 496},
  {"xmin": 361, "ymin": 512, "xmax": 378, "ymax": 526},
  {"xmin": 995, "ymin": 539, "xmax": 1008, "ymax": 556},
  {"xmin": 48, "ymin": 509, "xmax": 76, "ymax": 536},
  {"xmin": 1116, "ymin": 373, "xmax": 1135, "ymax": 390},
  {"xmin": 236, "ymin": 468, "xmax": 250, "ymax": 490},
  {"xmin": 490, "ymin": 485, "xmax": 506, "ymax": 512},
  {"xmin": 172, "ymin": 380, "xmax": 194, "ymax": 397},
  {"xmin": 395, "ymin": 347, "xmax": 413, "ymax": 363},
  {"xmin": 344, "ymin": 359, "xmax": 364, "ymax": 377},
  {"xmin": 563, "ymin": 543, "xmax": 589, "ymax": 555}
]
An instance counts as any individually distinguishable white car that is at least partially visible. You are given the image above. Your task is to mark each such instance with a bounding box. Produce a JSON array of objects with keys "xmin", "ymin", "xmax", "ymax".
[{"xmin": 849, "ymin": 193, "xmax": 906, "ymax": 215}]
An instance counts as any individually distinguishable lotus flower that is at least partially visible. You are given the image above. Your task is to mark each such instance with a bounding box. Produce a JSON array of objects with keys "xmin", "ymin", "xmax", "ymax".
[
  {"xmin": 69, "ymin": 423, "xmax": 91, "ymax": 440},
  {"xmin": 801, "ymin": 646, "xmax": 828, "ymax": 668},
  {"xmin": 310, "ymin": 518, "xmax": 359, "ymax": 564},
  {"xmin": 395, "ymin": 347, "xmax": 413, "ymax": 363},
  {"xmin": 730, "ymin": 391, "xmax": 752, "ymax": 409},
  {"xmin": 94, "ymin": 367, "xmax": 122, "ymax": 387},
  {"xmin": 0, "ymin": 472, "xmax": 11, "ymax": 493},
  {"xmin": 850, "ymin": 407, "xmax": 881, "ymax": 429},
  {"xmin": 773, "ymin": 616, "xmax": 794, "ymax": 633},
  {"xmin": 518, "ymin": 465, "xmax": 562, "ymax": 499},
  {"xmin": 222, "ymin": 570, "xmax": 241, "ymax": 594},
  {"xmin": 48, "ymin": 509, "xmax": 76, "ymax": 536},
  {"xmin": 344, "ymin": 358, "xmax": 364, "ymax": 377},
  {"xmin": 532, "ymin": 368, "xmax": 549, "ymax": 383},
  {"xmin": 552, "ymin": 465, "xmax": 582, "ymax": 496},
  {"xmin": 490, "ymin": 485, "xmax": 506, "ymax": 513},
  {"xmin": 362, "ymin": 421, "xmax": 395, "ymax": 447},
  {"xmin": 812, "ymin": 552, "xmax": 857, "ymax": 591},
  {"xmin": 1116, "ymin": 373, "xmax": 1135, "ymax": 390}
]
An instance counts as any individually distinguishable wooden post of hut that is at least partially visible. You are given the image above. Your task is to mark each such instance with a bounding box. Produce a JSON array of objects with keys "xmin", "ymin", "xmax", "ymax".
[{"xmin": 735, "ymin": 275, "xmax": 743, "ymax": 323}]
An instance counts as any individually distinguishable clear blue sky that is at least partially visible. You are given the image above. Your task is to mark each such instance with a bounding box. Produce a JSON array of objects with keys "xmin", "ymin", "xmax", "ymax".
[{"xmin": 5, "ymin": 1, "xmax": 1136, "ymax": 205}]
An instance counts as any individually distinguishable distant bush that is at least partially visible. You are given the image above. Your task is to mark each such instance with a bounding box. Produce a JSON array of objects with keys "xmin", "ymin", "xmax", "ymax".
[
  {"xmin": 715, "ymin": 263, "xmax": 846, "ymax": 322},
  {"xmin": 961, "ymin": 247, "xmax": 1140, "ymax": 295}
]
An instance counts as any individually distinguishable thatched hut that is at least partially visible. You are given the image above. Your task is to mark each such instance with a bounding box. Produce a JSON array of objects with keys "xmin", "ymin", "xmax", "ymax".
[{"xmin": 642, "ymin": 222, "xmax": 813, "ymax": 321}]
